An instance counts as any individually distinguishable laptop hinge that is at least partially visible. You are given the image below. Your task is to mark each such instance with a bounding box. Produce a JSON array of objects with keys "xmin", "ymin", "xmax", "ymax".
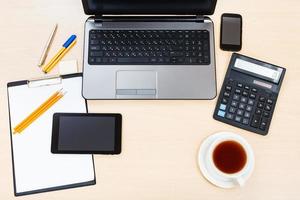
[
  {"xmin": 93, "ymin": 15, "xmax": 204, "ymax": 23},
  {"xmin": 94, "ymin": 15, "xmax": 103, "ymax": 23},
  {"xmin": 195, "ymin": 15, "xmax": 205, "ymax": 23}
]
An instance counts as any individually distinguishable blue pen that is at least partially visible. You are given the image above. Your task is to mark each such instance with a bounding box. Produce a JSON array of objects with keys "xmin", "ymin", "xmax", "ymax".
[{"xmin": 42, "ymin": 35, "xmax": 77, "ymax": 73}]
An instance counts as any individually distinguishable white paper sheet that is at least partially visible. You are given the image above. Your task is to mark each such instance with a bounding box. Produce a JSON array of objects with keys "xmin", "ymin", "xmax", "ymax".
[{"xmin": 8, "ymin": 75, "xmax": 95, "ymax": 195}]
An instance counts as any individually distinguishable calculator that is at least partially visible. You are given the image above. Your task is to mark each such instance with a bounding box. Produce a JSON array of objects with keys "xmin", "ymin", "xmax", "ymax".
[{"xmin": 213, "ymin": 53, "xmax": 286, "ymax": 135}]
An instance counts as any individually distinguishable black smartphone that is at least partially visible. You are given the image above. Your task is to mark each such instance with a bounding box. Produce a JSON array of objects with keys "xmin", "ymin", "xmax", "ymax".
[{"xmin": 220, "ymin": 13, "xmax": 242, "ymax": 51}]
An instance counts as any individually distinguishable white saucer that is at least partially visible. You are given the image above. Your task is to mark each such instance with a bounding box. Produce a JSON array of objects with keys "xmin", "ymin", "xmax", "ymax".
[{"xmin": 198, "ymin": 132, "xmax": 255, "ymax": 189}]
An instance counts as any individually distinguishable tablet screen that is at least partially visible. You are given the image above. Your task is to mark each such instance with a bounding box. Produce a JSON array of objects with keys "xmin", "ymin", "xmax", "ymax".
[{"xmin": 51, "ymin": 113, "xmax": 122, "ymax": 154}]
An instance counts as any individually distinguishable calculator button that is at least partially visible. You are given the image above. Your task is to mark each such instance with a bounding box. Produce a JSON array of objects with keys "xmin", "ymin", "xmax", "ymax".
[
  {"xmin": 237, "ymin": 82, "xmax": 243, "ymax": 88},
  {"xmin": 223, "ymin": 91, "xmax": 230, "ymax": 97},
  {"xmin": 233, "ymin": 94, "xmax": 240, "ymax": 101},
  {"xmin": 217, "ymin": 110, "xmax": 225, "ymax": 117},
  {"xmin": 226, "ymin": 113, "xmax": 234, "ymax": 120},
  {"xmin": 259, "ymin": 96, "xmax": 266, "ymax": 102},
  {"xmin": 219, "ymin": 104, "xmax": 227, "ymax": 110},
  {"xmin": 265, "ymin": 104, "xmax": 272, "ymax": 111},
  {"xmin": 235, "ymin": 116, "xmax": 242, "ymax": 123},
  {"xmin": 255, "ymin": 108, "xmax": 262, "ymax": 115},
  {"xmin": 244, "ymin": 85, "xmax": 250, "ymax": 90},
  {"xmin": 259, "ymin": 118, "xmax": 268, "ymax": 130},
  {"xmin": 237, "ymin": 109, "xmax": 244, "ymax": 116},
  {"xmin": 235, "ymin": 89, "xmax": 242, "ymax": 94},
  {"xmin": 248, "ymin": 99, "xmax": 255, "ymax": 105},
  {"xmin": 267, "ymin": 99, "xmax": 273, "ymax": 105},
  {"xmin": 244, "ymin": 111, "xmax": 251, "ymax": 118},
  {"xmin": 251, "ymin": 88, "xmax": 258, "ymax": 93},
  {"xmin": 246, "ymin": 105, "xmax": 253, "ymax": 112},
  {"xmin": 263, "ymin": 111, "xmax": 270, "ymax": 118},
  {"xmin": 238, "ymin": 103, "xmax": 246, "ymax": 110},
  {"xmin": 251, "ymin": 115, "xmax": 261, "ymax": 128},
  {"xmin": 257, "ymin": 102, "xmax": 264, "ymax": 109},
  {"xmin": 249, "ymin": 93, "xmax": 256, "ymax": 99},
  {"xmin": 222, "ymin": 98, "xmax": 228, "ymax": 104},
  {"xmin": 229, "ymin": 107, "xmax": 236, "ymax": 113},
  {"xmin": 242, "ymin": 91, "xmax": 248, "ymax": 97},
  {"xmin": 231, "ymin": 101, "xmax": 238, "ymax": 107},
  {"xmin": 225, "ymin": 85, "xmax": 232, "ymax": 91},
  {"xmin": 242, "ymin": 118, "xmax": 249, "ymax": 125},
  {"xmin": 241, "ymin": 97, "xmax": 247, "ymax": 103}
]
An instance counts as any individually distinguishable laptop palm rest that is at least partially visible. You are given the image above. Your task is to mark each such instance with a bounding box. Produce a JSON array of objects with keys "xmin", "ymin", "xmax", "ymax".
[{"xmin": 116, "ymin": 71, "xmax": 157, "ymax": 98}]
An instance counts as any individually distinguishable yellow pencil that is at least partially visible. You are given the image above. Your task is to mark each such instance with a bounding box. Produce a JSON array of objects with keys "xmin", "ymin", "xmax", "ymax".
[
  {"xmin": 43, "ymin": 40, "xmax": 77, "ymax": 73},
  {"xmin": 14, "ymin": 90, "xmax": 61, "ymax": 132},
  {"xmin": 15, "ymin": 92, "xmax": 63, "ymax": 133},
  {"xmin": 42, "ymin": 35, "xmax": 77, "ymax": 73},
  {"xmin": 13, "ymin": 89, "xmax": 66, "ymax": 134}
]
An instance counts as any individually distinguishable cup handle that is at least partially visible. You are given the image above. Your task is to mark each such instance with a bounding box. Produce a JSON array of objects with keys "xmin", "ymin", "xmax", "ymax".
[{"xmin": 234, "ymin": 177, "xmax": 245, "ymax": 187}]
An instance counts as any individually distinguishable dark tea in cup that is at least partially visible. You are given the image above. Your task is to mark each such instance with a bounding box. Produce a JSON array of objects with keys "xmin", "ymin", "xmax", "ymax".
[{"xmin": 212, "ymin": 140, "xmax": 247, "ymax": 174}]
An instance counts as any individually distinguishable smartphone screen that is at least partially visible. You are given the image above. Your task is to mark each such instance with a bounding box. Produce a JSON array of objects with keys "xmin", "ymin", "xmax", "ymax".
[{"xmin": 220, "ymin": 14, "xmax": 242, "ymax": 51}]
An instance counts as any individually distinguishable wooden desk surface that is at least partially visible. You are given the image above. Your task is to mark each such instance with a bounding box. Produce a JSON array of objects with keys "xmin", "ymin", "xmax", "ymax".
[{"xmin": 0, "ymin": 0, "xmax": 299, "ymax": 199}]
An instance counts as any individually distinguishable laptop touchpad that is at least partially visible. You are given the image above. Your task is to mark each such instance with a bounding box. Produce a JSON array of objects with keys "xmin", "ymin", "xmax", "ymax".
[{"xmin": 116, "ymin": 71, "xmax": 157, "ymax": 96}]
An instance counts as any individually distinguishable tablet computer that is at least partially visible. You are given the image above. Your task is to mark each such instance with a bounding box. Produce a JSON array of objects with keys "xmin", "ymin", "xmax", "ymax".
[{"xmin": 51, "ymin": 113, "xmax": 122, "ymax": 154}]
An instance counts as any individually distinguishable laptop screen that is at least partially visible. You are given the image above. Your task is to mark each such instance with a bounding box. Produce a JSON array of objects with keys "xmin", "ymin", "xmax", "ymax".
[{"xmin": 82, "ymin": 0, "xmax": 217, "ymax": 15}]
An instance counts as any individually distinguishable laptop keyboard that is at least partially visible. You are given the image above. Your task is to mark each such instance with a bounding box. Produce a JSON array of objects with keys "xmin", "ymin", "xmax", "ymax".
[{"xmin": 88, "ymin": 30, "xmax": 210, "ymax": 65}]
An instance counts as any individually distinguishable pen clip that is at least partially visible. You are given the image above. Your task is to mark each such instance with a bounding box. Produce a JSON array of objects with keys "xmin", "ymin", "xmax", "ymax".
[{"xmin": 27, "ymin": 75, "xmax": 62, "ymax": 88}]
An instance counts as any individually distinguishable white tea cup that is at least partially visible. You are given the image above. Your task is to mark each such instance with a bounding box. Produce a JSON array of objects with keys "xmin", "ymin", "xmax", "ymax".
[{"xmin": 206, "ymin": 134, "xmax": 254, "ymax": 187}]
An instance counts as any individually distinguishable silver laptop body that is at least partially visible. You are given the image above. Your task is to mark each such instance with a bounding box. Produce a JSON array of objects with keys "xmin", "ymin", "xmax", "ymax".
[{"xmin": 82, "ymin": 1, "xmax": 217, "ymax": 100}]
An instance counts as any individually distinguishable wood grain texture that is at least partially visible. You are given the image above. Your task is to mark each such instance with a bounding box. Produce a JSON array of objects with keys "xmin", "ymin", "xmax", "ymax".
[{"xmin": 0, "ymin": 0, "xmax": 299, "ymax": 199}]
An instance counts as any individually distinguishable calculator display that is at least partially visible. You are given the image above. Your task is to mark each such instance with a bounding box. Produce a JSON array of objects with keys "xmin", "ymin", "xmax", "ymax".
[{"xmin": 234, "ymin": 58, "xmax": 283, "ymax": 84}]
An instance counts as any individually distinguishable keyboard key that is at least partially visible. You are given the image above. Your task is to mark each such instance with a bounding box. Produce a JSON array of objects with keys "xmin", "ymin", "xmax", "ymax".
[
  {"xmin": 90, "ymin": 51, "xmax": 103, "ymax": 57},
  {"xmin": 251, "ymin": 115, "xmax": 261, "ymax": 128},
  {"xmin": 90, "ymin": 45, "xmax": 101, "ymax": 50},
  {"xmin": 226, "ymin": 113, "xmax": 234, "ymax": 120},
  {"xmin": 117, "ymin": 58, "xmax": 149, "ymax": 63},
  {"xmin": 244, "ymin": 85, "xmax": 250, "ymax": 90},
  {"xmin": 217, "ymin": 110, "xmax": 225, "ymax": 117},
  {"xmin": 219, "ymin": 104, "xmax": 227, "ymax": 110}
]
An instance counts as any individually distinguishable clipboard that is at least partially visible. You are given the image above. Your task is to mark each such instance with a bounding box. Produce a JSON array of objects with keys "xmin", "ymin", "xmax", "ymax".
[{"xmin": 7, "ymin": 73, "xmax": 96, "ymax": 196}]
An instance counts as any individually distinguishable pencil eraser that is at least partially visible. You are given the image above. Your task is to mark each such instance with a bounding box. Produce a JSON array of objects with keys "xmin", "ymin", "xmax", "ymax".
[{"xmin": 59, "ymin": 60, "xmax": 78, "ymax": 75}]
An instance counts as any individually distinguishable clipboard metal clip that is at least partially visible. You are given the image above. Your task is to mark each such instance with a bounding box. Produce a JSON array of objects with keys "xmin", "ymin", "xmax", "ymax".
[{"xmin": 27, "ymin": 75, "xmax": 62, "ymax": 88}]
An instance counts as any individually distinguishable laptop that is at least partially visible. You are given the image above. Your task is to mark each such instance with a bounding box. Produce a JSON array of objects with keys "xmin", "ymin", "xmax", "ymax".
[{"xmin": 82, "ymin": 0, "xmax": 218, "ymax": 99}]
